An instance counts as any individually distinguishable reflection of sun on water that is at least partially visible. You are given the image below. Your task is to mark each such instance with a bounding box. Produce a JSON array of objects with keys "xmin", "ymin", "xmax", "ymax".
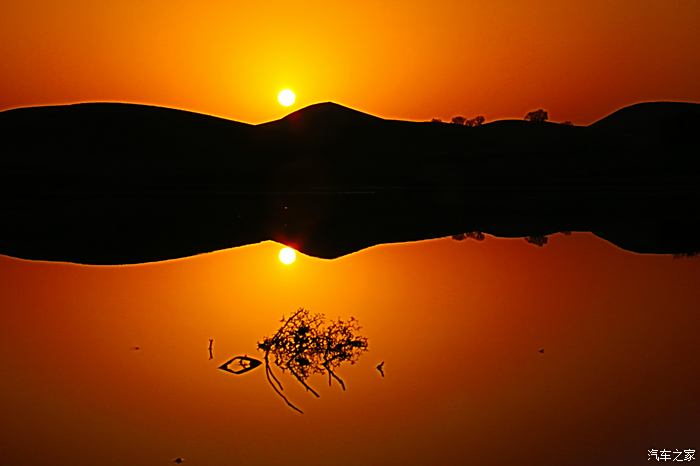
[{"xmin": 278, "ymin": 246, "xmax": 297, "ymax": 264}]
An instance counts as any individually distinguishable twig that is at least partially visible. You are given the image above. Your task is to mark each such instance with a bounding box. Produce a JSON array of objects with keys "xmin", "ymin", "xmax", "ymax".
[
  {"xmin": 289, "ymin": 367, "xmax": 320, "ymax": 398},
  {"xmin": 263, "ymin": 350, "xmax": 303, "ymax": 413},
  {"xmin": 265, "ymin": 365, "xmax": 303, "ymax": 414},
  {"xmin": 325, "ymin": 365, "xmax": 346, "ymax": 390},
  {"xmin": 264, "ymin": 352, "xmax": 285, "ymax": 392}
]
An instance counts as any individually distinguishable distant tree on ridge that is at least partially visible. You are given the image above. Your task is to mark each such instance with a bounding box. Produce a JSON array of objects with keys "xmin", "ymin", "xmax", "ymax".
[
  {"xmin": 524, "ymin": 109, "xmax": 548, "ymax": 122},
  {"xmin": 465, "ymin": 115, "xmax": 485, "ymax": 127}
]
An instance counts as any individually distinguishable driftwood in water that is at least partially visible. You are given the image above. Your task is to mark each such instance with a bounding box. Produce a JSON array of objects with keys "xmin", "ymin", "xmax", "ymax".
[{"xmin": 218, "ymin": 356, "xmax": 262, "ymax": 374}]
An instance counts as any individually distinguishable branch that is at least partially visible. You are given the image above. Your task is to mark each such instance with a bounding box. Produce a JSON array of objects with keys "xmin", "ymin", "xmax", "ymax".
[
  {"xmin": 264, "ymin": 362, "xmax": 303, "ymax": 414},
  {"xmin": 264, "ymin": 352, "xmax": 284, "ymax": 392},
  {"xmin": 324, "ymin": 364, "xmax": 346, "ymax": 391},
  {"xmin": 271, "ymin": 308, "xmax": 307, "ymax": 341},
  {"xmin": 289, "ymin": 366, "xmax": 320, "ymax": 398}
]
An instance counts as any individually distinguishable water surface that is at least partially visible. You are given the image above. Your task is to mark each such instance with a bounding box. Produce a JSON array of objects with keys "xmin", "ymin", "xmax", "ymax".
[{"xmin": 1, "ymin": 233, "xmax": 698, "ymax": 465}]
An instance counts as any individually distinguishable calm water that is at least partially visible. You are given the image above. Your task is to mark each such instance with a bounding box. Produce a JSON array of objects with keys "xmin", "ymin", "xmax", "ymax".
[{"xmin": 1, "ymin": 233, "xmax": 698, "ymax": 466}]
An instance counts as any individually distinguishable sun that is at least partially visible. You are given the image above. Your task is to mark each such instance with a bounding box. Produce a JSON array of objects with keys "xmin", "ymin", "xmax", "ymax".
[
  {"xmin": 278, "ymin": 247, "xmax": 297, "ymax": 265},
  {"xmin": 277, "ymin": 89, "xmax": 296, "ymax": 107}
]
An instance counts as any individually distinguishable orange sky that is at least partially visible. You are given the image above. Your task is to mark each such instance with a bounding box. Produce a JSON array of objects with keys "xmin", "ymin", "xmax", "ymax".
[{"xmin": 1, "ymin": 0, "xmax": 698, "ymax": 124}]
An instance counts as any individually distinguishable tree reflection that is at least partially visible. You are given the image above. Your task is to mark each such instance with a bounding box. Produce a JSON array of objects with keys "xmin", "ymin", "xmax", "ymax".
[
  {"xmin": 525, "ymin": 235, "xmax": 549, "ymax": 246},
  {"xmin": 220, "ymin": 308, "xmax": 369, "ymax": 414}
]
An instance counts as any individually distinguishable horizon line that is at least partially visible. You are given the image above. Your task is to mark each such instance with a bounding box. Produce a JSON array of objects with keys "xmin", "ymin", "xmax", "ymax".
[{"xmin": 1, "ymin": 98, "xmax": 698, "ymax": 127}]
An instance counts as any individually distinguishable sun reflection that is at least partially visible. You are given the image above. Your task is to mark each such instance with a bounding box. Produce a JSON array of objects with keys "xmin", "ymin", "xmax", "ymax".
[{"xmin": 278, "ymin": 247, "xmax": 297, "ymax": 265}]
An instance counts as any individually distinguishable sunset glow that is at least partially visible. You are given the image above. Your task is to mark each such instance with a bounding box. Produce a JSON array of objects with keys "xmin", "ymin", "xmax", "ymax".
[
  {"xmin": 0, "ymin": 1, "xmax": 697, "ymax": 123},
  {"xmin": 1, "ymin": 0, "xmax": 699, "ymax": 465}
]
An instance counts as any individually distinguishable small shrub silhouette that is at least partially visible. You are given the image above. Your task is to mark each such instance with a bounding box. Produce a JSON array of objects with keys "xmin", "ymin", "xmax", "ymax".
[
  {"xmin": 525, "ymin": 235, "xmax": 549, "ymax": 246},
  {"xmin": 465, "ymin": 231, "xmax": 485, "ymax": 241},
  {"xmin": 524, "ymin": 109, "xmax": 548, "ymax": 122},
  {"xmin": 452, "ymin": 231, "xmax": 485, "ymax": 241},
  {"xmin": 465, "ymin": 115, "xmax": 485, "ymax": 127}
]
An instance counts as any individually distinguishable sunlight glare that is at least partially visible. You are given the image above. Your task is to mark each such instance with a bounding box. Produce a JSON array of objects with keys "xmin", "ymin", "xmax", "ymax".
[
  {"xmin": 278, "ymin": 247, "xmax": 297, "ymax": 265},
  {"xmin": 277, "ymin": 89, "xmax": 296, "ymax": 107}
]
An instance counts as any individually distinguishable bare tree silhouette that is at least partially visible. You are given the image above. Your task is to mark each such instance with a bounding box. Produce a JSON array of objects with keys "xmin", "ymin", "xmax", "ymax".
[
  {"xmin": 218, "ymin": 308, "xmax": 369, "ymax": 414},
  {"xmin": 257, "ymin": 308, "xmax": 368, "ymax": 413}
]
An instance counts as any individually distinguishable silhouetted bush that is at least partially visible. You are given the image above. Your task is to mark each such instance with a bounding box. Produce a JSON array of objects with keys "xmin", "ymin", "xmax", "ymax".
[
  {"xmin": 465, "ymin": 115, "xmax": 486, "ymax": 127},
  {"xmin": 524, "ymin": 109, "xmax": 548, "ymax": 122},
  {"xmin": 452, "ymin": 231, "xmax": 485, "ymax": 241},
  {"xmin": 431, "ymin": 118, "xmax": 444, "ymax": 123},
  {"xmin": 525, "ymin": 235, "xmax": 548, "ymax": 246},
  {"xmin": 561, "ymin": 120, "xmax": 573, "ymax": 126},
  {"xmin": 448, "ymin": 115, "xmax": 485, "ymax": 127}
]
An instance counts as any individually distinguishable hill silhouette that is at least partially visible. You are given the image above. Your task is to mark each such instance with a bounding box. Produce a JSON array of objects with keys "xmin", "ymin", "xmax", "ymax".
[
  {"xmin": 591, "ymin": 101, "xmax": 699, "ymax": 131},
  {"xmin": 271, "ymin": 101, "xmax": 382, "ymax": 127},
  {"xmin": 0, "ymin": 101, "xmax": 698, "ymax": 264}
]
